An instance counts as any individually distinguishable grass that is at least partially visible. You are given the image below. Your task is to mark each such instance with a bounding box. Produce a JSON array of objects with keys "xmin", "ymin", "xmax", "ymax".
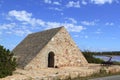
[
  {"xmin": 71, "ymin": 73, "xmax": 120, "ymax": 80},
  {"xmin": 70, "ymin": 66, "xmax": 120, "ymax": 80}
]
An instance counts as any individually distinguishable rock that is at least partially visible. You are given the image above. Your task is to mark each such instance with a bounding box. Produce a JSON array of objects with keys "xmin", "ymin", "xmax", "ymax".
[{"xmin": 70, "ymin": 72, "xmax": 79, "ymax": 79}]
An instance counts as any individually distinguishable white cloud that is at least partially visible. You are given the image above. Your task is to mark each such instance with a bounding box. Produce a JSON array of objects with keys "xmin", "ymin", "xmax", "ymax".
[
  {"xmin": 64, "ymin": 23, "xmax": 85, "ymax": 32},
  {"xmin": 49, "ymin": 7, "xmax": 62, "ymax": 11},
  {"xmin": 0, "ymin": 23, "xmax": 16, "ymax": 30},
  {"xmin": 66, "ymin": 1, "xmax": 80, "ymax": 8},
  {"xmin": 44, "ymin": 0, "xmax": 52, "ymax": 4},
  {"xmin": 8, "ymin": 10, "xmax": 32, "ymax": 22},
  {"xmin": 8, "ymin": 10, "xmax": 85, "ymax": 32},
  {"xmin": 46, "ymin": 22, "xmax": 85, "ymax": 32},
  {"xmin": 81, "ymin": 21, "xmax": 96, "ymax": 26},
  {"xmin": 105, "ymin": 22, "xmax": 114, "ymax": 26},
  {"xmin": 90, "ymin": 0, "xmax": 116, "ymax": 4},
  {"xmin": 46, "ymin": 22, "xmax": 61, "ymax": 29},
  {"xmin": 65, "ymin": 17, "xmax": 77, "ymax": 24},
  {"xmin": 0, "ymin": 22, "xmax": 32, "ymax": 36},
  {"xmin": 8, "ymin": 10, "xmax": 45, "ymax": 26},
  {"xmin": 44, "ymin": 0, "xmax": 61, "ymax": 5},
  {"xmin": 82, "ymin": 0, "xmax": 87, "ymax": 5},
  {"xmin": 3, "ymin": 10, "xmax": 86, "ymax": 36},
  {"xmin": 12, "ymin": 29, "xmax": 32, "ymax": 36},
  {"xmin": 53, "ymin": 1, "xmax": 61, "ymax": 5},
  {"xmin": 6, "ymin": 29, "xmax": 32, "ymax": 36}
]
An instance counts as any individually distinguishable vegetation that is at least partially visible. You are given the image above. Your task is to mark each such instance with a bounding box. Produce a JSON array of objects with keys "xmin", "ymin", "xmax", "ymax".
[
  {"xmin": 72, "ymin": 67, "xmax": 120, "ymax": 80},
  {"xmin": 82, "ymin": 50, "xmax": 104, "ymax": 64},
  {"xmin": 89, "ymin": 51, "xmax": 120, "ymax": 55},
  {"xmin": 82, "ymin": 50, "xmax": 120, "ymax": 65},
  {"xmin": 112, "ymin": 61, "xmax": 120, "ymax": 65},
  {"xmin": 0, "ymin": 45, "xmax": 16, "ymax": 78}
]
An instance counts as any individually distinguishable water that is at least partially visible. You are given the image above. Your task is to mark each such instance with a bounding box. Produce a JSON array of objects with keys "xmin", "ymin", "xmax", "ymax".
[{"xmin": 94, "ymin": 55, "xmax": 120, "ymax": 62}]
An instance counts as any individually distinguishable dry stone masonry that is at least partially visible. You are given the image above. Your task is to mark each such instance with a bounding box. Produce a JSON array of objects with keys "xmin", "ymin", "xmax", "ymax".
[{"xmin": 13, "ymin": 26, "xmax": 88, "ymax": 70}]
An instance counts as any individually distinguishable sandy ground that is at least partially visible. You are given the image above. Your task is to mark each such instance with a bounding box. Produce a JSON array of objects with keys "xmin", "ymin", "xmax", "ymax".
[{"xmin": 1, "ymin": 64, "xmax": 120, "ymax": 80}]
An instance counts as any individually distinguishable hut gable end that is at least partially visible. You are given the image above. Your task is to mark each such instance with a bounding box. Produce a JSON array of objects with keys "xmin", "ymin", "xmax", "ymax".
[
  {"xmin": 13, "ymin": 26, "xmax": 88, "ymax": 69},
  {"xmin": 13, "ymin": 27, "xmax": 63, "ymax": 68}
]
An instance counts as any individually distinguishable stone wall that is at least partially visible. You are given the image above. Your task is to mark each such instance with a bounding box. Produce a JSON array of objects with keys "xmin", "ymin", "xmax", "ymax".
[
  {"xmin": 25, "ymin": 27, "xmax": 88, "ymax": 70},
  {"xmin": 3, "ymin": 65, "xmax": 120, "ymax": 80}
]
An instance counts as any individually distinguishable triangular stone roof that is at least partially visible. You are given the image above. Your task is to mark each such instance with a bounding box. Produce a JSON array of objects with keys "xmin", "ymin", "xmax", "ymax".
[{"xmin": 13, "ymin": 27, "xmax": 63, "ymax": 68}]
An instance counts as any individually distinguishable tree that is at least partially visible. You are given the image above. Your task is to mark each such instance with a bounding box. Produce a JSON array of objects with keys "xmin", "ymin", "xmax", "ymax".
[{"xmin": 0, "ymin": 45, "xmax": 16, "ymax": 78}]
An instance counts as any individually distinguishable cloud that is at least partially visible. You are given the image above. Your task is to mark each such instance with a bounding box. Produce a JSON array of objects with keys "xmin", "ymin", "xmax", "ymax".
[
  {"xmin": 6, "ymin": 28, "xmax": 32, "ymax": 36},
  {"xmin": 11, "ymin": 29, "xmax": 32, "ymax": 36},
  {"xmin": 63, "ymin": 23, "xmax": 85, "ymax": 32},
  {"xmin": 65, "ymin": 17, "xmax": 77, "ymax": 24},
  {"xmin": 81, "ymin": 20, "xmax": 96, "ymax": 26},
  {"xmin": 0, "ymin": 23, "xmax": 16, "ymax": 30},
  {"xmin": 66, "ymin": 1, "xmax": 80, "ymax": 8},
  {"xmin": 8, "ymin": 10, "xmax": 32, "ymax": 22},
  {"xmin": 49, "ymin": 7, "xmax": 62, "ymax": 11},
  {"xmin": 82, "ymin": 0, "xmax": 87, "ymax": 5},
  {"xmin": 44, "ymin": 0, "xmax": 52, "ymax": 4},
  {"xmin": 53, "ymin": 1, "xmax": 61, "ymax": 5},
  {"xmin": 105, "ymin": 22, "xmax": 114, "ymax": 26},
  {"xmin": 3, "ymin": 10, "xmax": 86, "ymax": 36},
  {"xmin": 90, "ymin": 0, "xmax": 116, "ymax": 5},
  {"xmin": 45, "ymin": 22, "xmax": 85, "ymax": 32},
  {"xmin": 44, "ymin": 0, "xmax": 61, "ymax": 5},
  {"xmin": 8, "ymin": 10, "xmax": 45, "ymax": 26},
  {"xmin": 0, "ymin": 22, "xmax": 32, "ymax": 36}
]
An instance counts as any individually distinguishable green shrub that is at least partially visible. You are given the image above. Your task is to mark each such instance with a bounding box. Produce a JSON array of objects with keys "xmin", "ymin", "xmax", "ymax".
[
  {"xmin": 82, "ymin": 50, "xmax": 120, "ymax": 65},
  {"xmin": 0, "ymin": 45, "xmax": 16, "ymax": 78},
  {"xmin": 82, "ymin": 50, "xmax": 104, "ymax": 64},
  {"xmin": 112, "ymin": 61, "xmax": 120, "ymax": 65},
  {"xmin": 100, "ymin": 67, "xmax": 107, "ymax": 74}
]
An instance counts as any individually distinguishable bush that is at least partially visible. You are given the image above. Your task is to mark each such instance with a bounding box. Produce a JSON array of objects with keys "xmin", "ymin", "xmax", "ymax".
[
  {"xmin": 0, "ymin": 45, "xmax": 16, "ymax": 78},
  {"xmin": 82, "ymin": 50, "xmax": 104, "ymax": 64},
  {"xmin": 112, "ymin": 61, "xmax": 120, "ymax": 65}
]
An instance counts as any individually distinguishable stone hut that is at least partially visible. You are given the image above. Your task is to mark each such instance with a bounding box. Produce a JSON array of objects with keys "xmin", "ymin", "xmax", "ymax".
[{"xmin": 13, "ymin": 27, "xmax": 88, "ymax": 70}]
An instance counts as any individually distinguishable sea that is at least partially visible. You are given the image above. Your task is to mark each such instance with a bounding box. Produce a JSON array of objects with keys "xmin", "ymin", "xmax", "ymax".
[{"xmin": 94, "ymin": 55, "xmax": 120, "ymax": 62}]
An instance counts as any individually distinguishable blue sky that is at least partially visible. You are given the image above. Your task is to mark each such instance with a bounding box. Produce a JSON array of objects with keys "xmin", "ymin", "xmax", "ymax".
[{"xmin": 0, "ymin": 0, "xmax": 120, "ymax": 51}]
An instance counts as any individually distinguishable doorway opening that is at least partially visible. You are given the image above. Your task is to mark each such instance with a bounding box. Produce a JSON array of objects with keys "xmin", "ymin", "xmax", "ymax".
[{"xmin": 48, "ymin": 52, "xmax": 55, "ymax": 68}]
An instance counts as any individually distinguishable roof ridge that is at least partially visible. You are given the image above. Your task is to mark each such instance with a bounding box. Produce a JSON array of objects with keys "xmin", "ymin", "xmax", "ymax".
[{"xmin": 28, "ymin": 26, "xmax": 63, "ymax": 36}]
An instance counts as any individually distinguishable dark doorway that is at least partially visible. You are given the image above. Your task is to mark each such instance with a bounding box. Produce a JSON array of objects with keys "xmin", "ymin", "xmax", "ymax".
[{"xmin": 48, "ymin": 52, "xmax": 55, "ymax": 67}]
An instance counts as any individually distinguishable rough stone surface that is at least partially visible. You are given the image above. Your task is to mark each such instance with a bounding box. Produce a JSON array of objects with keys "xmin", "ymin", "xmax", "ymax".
[
  {"xmin": 2, "ymin": 64, "xmax": 120, "ymax": 80},
  {"xmin": 13, "ymin": 27, "xmax": 88, "ymax": 69}
]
